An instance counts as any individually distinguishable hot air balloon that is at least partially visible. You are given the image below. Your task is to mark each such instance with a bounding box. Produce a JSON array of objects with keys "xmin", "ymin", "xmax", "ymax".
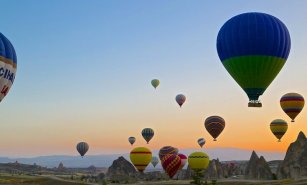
[
  {"xmin": 159, "ymin": 146, "xmax": 178, "ymax": 160},
  {"xmin": 76, "ymin": 142, "xmax": 89, "ymax": 157},
  {"xmin": 141, "ymin": 128, "xmax": 154, "ymax": 144},
  {"xmin": 0, "ymin": 33, "xmax": 17, "ymax": 102},
  {"xmin": 205, "ymin": 116, "xmax": 225, "ymax": 141},
  {"xmin": 161, "ymin": 154, "xmax": 181, "ymax": 178},
  {"xmin": 188, "ymin": 152, "xmax": 210, "ymax": 171},
  {"xmin": 280, "ymin": 93, "xmax": 305, "ymax": 122},
  {"xmin": 151, "ymin": 79, "xmax": 160, "ymax": 89},
  {"xmin": 128, "ymin": 137, "xmax": 136, "ymax": 146},
  {"xmin": 130, "ymin": 147, "xmax": 152, "ymax": 172},
  {"xmin": 151, "ymin": 156, "xmax": 159, "ymax": 168},
  {"xmin": 270, "ymin": 119, "xmax": 288, "ymax": 142},
  {"xmin": 197, "ymin": 138, "xmax": 206, "ymax": 148},
  {"xmin": 216, "ymin": 12, "xmax": 291, "ymax": 107},
  {"xmin": 175, "ymin": 94, "xmax": 186, "ymax": 107},
  {"xmin": 178, "ymin": 153, "xmax": 187, "ymax": 170}
]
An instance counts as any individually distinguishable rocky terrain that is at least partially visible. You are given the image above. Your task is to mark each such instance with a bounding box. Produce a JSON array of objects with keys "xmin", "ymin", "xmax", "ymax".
[
  {"xmin": 1, "ymin": 131, "xmax": 307, "ymax": 184},
  {"xmin": 278, "ymin": 131, "xmax": 307, "ymax": 179},
  {"xmin": 106, "ymin": 156, "xmax": 136, "ymax": 176},
  {"xmin": 106, "ymin": 156, "xmax": 138, "ymax": 183},
  {"xmin": 244, "ymin": 151, "xmax": 273, "ymax": 180},
  {"xmin": 104, "ymin": 153, "xmax": 274, "ymax": 182}
]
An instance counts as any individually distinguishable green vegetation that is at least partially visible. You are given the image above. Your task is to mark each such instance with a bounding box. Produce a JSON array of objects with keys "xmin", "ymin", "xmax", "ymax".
[
  {"xmin": 0, "ymin": 174, "xmax": 88, "ymax": 185},
  {"xmin": 1, "ymin": 174, "xmax": 307, "ymax": 185},
  {"xmin": 190, "ymin": 169, "xmax": 206, "ymax": 185}
]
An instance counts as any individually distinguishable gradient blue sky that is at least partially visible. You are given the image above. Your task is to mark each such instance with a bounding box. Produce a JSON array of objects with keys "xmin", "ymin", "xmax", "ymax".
[{"xmin": 0, "ymin": 0, "xmax": 306, "ymax": 157}]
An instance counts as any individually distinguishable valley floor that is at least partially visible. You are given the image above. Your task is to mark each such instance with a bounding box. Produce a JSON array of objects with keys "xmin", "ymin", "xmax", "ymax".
[
  {"xmin": 1, "ymin": 175, "xmax": 307, "ymax": 185},
  {"xmin": 132, "ymin": 179, "xmax": 307, "ymax": 185}
]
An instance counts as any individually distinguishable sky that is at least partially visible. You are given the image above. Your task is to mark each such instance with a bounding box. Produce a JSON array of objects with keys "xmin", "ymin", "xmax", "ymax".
[{"xmin": 0, "ymin": 0, "xmax": 306, "ymax": 157}]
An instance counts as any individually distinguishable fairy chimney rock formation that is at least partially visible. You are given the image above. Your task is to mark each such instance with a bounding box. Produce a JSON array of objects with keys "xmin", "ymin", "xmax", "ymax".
[
  {"xmin": 277, "ymin": 131, "xmax": 307, "ymax": 179},
  {"xmin": 245, "ymin": 151, "xmax": 272, "ymax": 179},
  {"xmin": 107, "ymin": 156, "xmax": 137, "ymax": 177}
]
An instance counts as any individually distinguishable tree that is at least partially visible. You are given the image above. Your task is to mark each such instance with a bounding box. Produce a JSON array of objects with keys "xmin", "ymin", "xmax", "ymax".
[{"xmin": 190, "ymin": 169, "xmax": 206, "ymax": 185}]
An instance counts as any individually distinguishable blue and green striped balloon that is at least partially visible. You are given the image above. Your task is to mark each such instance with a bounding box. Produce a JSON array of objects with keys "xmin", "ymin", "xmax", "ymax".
[
  {"xmin": 141, "ymin": 128, "xmax": 154, "ymax": 144},
  {"xmin": 217, "ymin": 12, "xmax": 291, "ymax": 107}
]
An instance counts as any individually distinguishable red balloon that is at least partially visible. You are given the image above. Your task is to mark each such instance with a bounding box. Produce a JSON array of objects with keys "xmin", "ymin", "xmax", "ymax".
[
  {"xmin": 161, "ymin": 154, "xmax": 181, "ymax": 178},
  {"xmin": 178, "ymin": 153, "xmax": 187, "ymax": 170},
  {"xmin": 175, "ymin": 94, "xmax": 186, "ymax": 107},
  {"xmin": 159, "ymin": 146, "xmax": 178, "ymax": 160}
]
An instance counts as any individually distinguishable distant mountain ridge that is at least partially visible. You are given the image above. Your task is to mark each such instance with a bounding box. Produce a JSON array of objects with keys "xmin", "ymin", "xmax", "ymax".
[{"xmin": 0, "ymin": 147, "xmax": 285, "ymax": 168}]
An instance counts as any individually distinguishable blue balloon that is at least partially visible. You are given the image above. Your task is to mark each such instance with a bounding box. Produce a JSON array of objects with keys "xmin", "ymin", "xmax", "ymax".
[
  {"xmin": 216, "ymin": 13, "xmax": 291, "ymax": 106},
  {"xmin": 217, "ymin": 12, "xmax": 291, "ymax": 61},
  {"xmin": 0, "ymin": 33, "xmax": 17, "ymax": 102}
]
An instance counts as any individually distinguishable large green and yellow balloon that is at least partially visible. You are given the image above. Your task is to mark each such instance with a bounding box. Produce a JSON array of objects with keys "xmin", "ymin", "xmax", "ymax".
[
  {"xmin": 217, "ymin": 12, "xmax": 291, "ymax": 107},
  {"xmin": 188, "ymin": 152, "xmax": 210, "ymax": 170},
  {"xmin": 270, "ymin": 119, "xmax": 288, "ymax": 142},
  {"xmin": 130, "ymin": 147, "xmax": 152, "ymax": 172}
]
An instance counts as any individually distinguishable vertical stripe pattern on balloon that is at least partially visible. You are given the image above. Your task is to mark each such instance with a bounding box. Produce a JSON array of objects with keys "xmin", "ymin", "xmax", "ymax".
[
  {"xmin": 141, "ymin": 128, "xmax": 154, "ymax": 144},
  {"xmin": 76, "ymin": 142, "xmax": 89, "ymax": 157}
]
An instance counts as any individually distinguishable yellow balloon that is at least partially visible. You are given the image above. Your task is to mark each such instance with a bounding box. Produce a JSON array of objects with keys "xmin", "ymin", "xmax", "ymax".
[
  {"xmin": 151, "ymin": 79, "xmax": 160, "ymax": 89},
  {"xmin": 280, "ymin": 93, "xmax": 305, "ymax": 122},
  {"xmin": 188, "ymin": 152, "xmax": 210, "ymax": 170},
  {"xmin": 270, "ymin": 119, "xmax": 288, "ymax": 142},
  {"xmin": 130, "ymin": 147, "xmax": 152, "ymax": 172}
]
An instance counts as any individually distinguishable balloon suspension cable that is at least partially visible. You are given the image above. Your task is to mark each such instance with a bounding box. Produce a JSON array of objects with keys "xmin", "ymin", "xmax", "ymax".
[
  {"xmin": 248, "ymin": 100, "xmax": 262, "ymax": 108},
  {"xmin": 278, "ymin": 139, "xmax": 281, "ymax": 142}
]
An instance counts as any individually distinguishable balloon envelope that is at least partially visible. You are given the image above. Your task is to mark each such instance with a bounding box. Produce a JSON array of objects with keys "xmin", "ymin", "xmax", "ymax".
[
  {"xmin": 280, "ymin": 93, "xmax": 304, "ymax": 122},
  {"xmin": 197, "ymin": 138, "xmax": 206, "ymax": 148},
  {"xmin": 216, "ymin": 12, "xmax": 291, "ymax": 107},
  {"xmin": 141, "ymin": 128, "xmax": 154, "ymax": 144},
  {"xmin": 76, "ymin": 142, "xmax": 89, "ymax": 157},
  {"xmin": 178, "ymin": 153, "xmax": 187, "ymax": 170},
  {"xmin": 161, "ymin": 154, "xmax": 181, "ymax": 178},
  {"xmin": 175, "ymin": 94, "xmax": 186, "ymax": 107},
  {"xmin": 188, "ymin": 152, "xmax": 210, "ymax": 170},
  {"xmin": 128, "ymin": 137, "xmax": 136, "ymax": 145},
  {"xmin": 159, "ymin": 146, "xmax": 178, "ymax": 160},
  {"xmin": 270, "ymin": 119, "xmax": 288, "ymax": 142},
  {"xmin": 151, "ymin": 156, "xmax": 159, "ymax": 167},
  {"xmin": 204, "ymin": 116, "xmax": 225, "ymax": 141},
  {"xmin": 130, "ymin": 147, "xmax": 152, "ymax": 172},
  {"xmin": 151, "ymin": 79, "xmax": 160, "ymax": 89},
  {"xmin": 0, "ymin": 33, "xmax": 17, "ymax": 102}
]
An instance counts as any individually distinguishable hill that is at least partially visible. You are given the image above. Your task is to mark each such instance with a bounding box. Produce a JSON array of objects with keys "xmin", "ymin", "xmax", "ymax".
[{"xmin": 0, "ymin": 147, "xmax": 285, "ymax": 168}]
